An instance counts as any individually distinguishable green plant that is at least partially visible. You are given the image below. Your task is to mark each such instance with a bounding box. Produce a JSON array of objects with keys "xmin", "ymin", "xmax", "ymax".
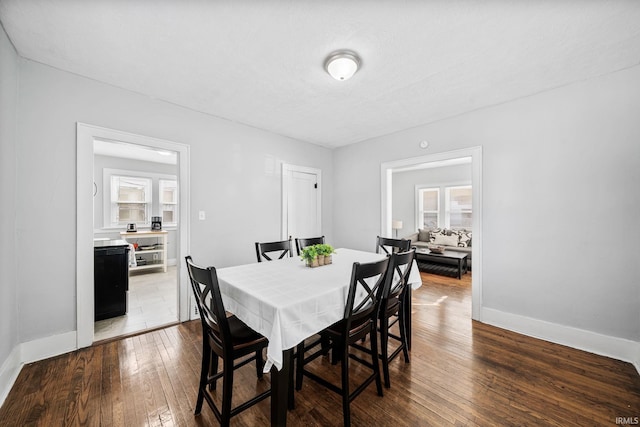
[
  {"xmin": 300, "ymin": 245, "xmax": 318, "ymax": 262},
  {"xmin": 315, "ymin": 243, "xmax": 334, "ymax": 256}
]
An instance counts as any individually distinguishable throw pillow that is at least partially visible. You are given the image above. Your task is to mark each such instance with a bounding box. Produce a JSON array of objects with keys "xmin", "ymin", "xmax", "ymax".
[
  {"xmin": 418, "ymin": 228, "xmax": 430, "ymax": 242},
  {"xmin": 433, "ymin": 233, "xmax": 460, "ymax": 247},
  {"xmin": 459, "ymin": 232, "xmax": 472, "ymax": 247}
]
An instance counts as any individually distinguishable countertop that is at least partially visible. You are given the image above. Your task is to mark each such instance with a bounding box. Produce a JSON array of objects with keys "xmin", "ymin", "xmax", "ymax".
[{"xmin": 93, "ymin": 239, "xmax": 130, "ymax": 249}]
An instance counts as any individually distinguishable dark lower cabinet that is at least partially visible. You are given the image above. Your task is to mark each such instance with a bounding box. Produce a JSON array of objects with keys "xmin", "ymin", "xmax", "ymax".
[{"xmin": 94, "ymin": 241, "xmax": 129, "ymax": 321}]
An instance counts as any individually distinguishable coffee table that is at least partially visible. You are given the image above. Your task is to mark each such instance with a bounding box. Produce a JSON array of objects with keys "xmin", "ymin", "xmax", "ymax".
[{"xmin": 414, "ymin": 248, "xmax": 468, "ymax": 279}]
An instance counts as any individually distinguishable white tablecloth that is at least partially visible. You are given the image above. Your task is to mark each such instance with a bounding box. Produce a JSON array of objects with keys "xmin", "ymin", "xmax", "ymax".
[{"xmin": 216, "ymin": 248, "xmax": 422, "ymax": 372}]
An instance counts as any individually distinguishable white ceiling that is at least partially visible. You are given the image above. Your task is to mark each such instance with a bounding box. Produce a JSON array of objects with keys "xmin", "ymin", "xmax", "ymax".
[{"xmin": 1, "ymin": 1, "xmax": 639, "ymax": 148}]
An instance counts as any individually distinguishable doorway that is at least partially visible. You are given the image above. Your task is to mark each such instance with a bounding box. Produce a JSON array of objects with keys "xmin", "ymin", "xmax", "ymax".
[
  {"xmin": 76, "ymin": 123, "xmax": 190, "ymax": 349},
  {"xmin": 92, "ymin": 140, "xmax": 179, "ymax": 341},
  {"xmin": 381, "ymin": 146, "xmax": 483, "ymax": 320},
  {"xmin": 281, "ymin": 164, "xmax": 322, "ymax": 240}
]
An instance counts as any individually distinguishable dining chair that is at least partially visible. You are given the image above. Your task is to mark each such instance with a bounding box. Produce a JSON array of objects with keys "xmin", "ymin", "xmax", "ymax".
[
  {"xmin": 376, "ymin": 236, "xmax": 411, "ymax": 255},
  {"xmin": 294, "ymin": 236, "xmax": 325, "ymax": 256},
  {"xmin": 185, "ymin": 256, "xmax": 270, "ymax": 427},
  {"xmin": 255, "ymin": 237, "xmax": 293, "ymax": 262},
  {"xmin": 355, "ymin": 250, "xmax": 415, "ymax": 388},
  {"xmin": 295, "ymin": 257, "xmax": 390, "ymax": 427}
]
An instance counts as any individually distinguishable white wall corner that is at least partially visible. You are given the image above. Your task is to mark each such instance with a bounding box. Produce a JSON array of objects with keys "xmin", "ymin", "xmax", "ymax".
[
  {"xmin": 20, "ymin": 331, "xmax": 78, "ymax": 365},
  {"xmin": 0, "ymin": 346, "xmax": 22, "ymax": 408},
  {"xmin": 482, "ymin": 307, "xmax": 640, "ymax": 373},
  {"xmin": 0, "ymin": 331, "xmax": 78, "ymax": 407}
]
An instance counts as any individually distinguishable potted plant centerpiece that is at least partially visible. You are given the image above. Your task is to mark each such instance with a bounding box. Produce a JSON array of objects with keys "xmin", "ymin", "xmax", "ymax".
[
  {"xmin": 301, "ymin": 245, "xmax": 319, "ymax": 268},
  {"xmin": 316, "ymin": 244, "xmax": 335, "ymax": 265}
]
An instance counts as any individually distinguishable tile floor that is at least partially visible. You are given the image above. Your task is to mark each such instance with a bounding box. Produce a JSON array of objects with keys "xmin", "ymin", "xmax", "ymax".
[{"xmin": 94, "ymin": 266, "xmax": 178, "ymax": 342}]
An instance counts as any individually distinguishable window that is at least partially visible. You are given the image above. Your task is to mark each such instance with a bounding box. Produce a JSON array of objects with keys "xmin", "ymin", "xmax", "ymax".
[
  {"xmin": 415, "ymin": 184, "xmax": 472, "ymax": 231},
  {"xmin": 446, "ymin": 185, "xmax": 472, "ymax": 229},
  {"xmin": 418, "ymin": 188, "xmax": 440, "ymax": 229},
  {"xmin": 110, "ymin": 175, "xmax": 152, "ymax": 226},
  {"xmin": 159, "ymin": 179, "xmax": 178, "ymax": 225},
  {"xmin": 103, "ymin": 168, "xmax": 178, "ymax": 229}
]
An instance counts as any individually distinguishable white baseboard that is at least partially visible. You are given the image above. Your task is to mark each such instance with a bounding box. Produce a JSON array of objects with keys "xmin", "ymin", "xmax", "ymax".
[
  {"xmin": 0, "ymin": 331, "xmax": 78, "ymax": 408},
  {"xmin": 20, "ymin": 331, "xmax": 77, "ymax": 365},
  {"xmin": 0, "ymin": 346, "xmax": 22, "ymax": 407},
  {"xmin": 482, "ymin": 307, "xmax": 640, "ymax": 375}
]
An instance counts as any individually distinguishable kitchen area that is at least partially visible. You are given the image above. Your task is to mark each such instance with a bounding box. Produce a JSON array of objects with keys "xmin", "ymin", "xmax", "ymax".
[{"xmin": 93, "ymin": 140, "xmax": 179, "ymax": 342}]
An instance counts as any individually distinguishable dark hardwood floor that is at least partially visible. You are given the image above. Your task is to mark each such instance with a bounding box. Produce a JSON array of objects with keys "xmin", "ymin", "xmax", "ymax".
[{"xmin": 1, "ymin": 271, "xmax": 639, "ymax": 426}]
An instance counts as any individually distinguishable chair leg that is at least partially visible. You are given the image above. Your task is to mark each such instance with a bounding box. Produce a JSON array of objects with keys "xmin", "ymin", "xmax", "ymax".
[
  {"xmin": 369, "ymin": 323, "xmax": 383, "ymax": 397},
  {"xmin": 398, "ymin": 306, "xmax": 410, "ymax": 363},
  {"xmin": 195, "ymin": 387, "xmax": 205, "ymax": 416},
  {"xmin": 196, "ymin": 344, "xmax": 210, "ymax": 415},
  {"xmin": 255, "ymin": 348, "xmax": 264, "ymax": 379},
  {"xmin": 341, "ymin": 339, "xmax": 351, "ymax": 427},
  {"xmin": 221, "ymin": 358, "xmax": 234, "ymax": 427},
  {"xmin": 288, "ymin": 351, "xmax": 295, "ymax": 410},
  {"xmin": 209, "ymin": 351, "xmax": 219, "ymax": 391},
  {"xmin": 295, "ymin": 342, "xmax": 305, "ymax": 390},
  {"xmin": 331, "ymin": 339, "xmax": 344, "ymax": 365},
  {"xmin": 404, "ymin": 289, "xmax": 413, "ymax": 350},
  {"xmin": 379, "ymin": 317, "xmax": 391, "ymax": 388},
  {"xmin": 321, "ymin": 333, "xmax": 331, "ymax": 355}
]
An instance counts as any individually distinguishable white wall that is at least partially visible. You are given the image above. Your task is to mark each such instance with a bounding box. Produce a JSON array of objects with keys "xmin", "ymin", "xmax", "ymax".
[
  {"xmin": 333, "ymin": 66, "xmax": 640, "ymax": 360},
  {"xmin": 392, "ymin": 164, "xmax": 472, "ymax": 236},
  {"xmin": 0, "ymin": 23, "xmax": 20, "ymax": 400},
  {"xmin": 14, "ymin": 58, "xmax": 333, "ymax": 345}
]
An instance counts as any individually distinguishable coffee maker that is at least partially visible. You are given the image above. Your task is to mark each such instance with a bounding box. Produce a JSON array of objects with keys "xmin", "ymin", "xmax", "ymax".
[{"xmin": 151, "ymin": 216, "xmax": 162, "ymax": 231}]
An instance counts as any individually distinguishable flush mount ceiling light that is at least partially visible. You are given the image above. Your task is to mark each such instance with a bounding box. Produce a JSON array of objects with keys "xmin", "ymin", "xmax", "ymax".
[{"xmin": 325, "ymin": 51, "xmax": 360, "ymax": 81}]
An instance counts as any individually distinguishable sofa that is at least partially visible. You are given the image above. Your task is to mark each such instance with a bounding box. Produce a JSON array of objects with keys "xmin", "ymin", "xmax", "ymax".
[{"xmin": 405, "ymin": 228, "xmax": 472, "ymax": 262}]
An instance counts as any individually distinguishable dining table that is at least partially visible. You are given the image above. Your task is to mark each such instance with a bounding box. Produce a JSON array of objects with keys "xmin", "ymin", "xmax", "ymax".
[{"xmin": 216, "ymin": 248, "xmax": 422, "ymax": 426}]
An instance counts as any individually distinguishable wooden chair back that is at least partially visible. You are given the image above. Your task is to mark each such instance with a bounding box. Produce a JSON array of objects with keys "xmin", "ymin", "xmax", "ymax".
[
  {"xmin": 382, "ymin": 249, "xmax": 415, "ymax": 302},
  {"xmin": 255, "ymin": 238, "xmax": 293, "ymax": 262},
  {"xmin": 376, "ymin": 236, "xmax": 411, "ymax": 255},
  {"xmin": 185, "ymin": 256, "xmax": 232, "ymax": 354},
  {"xmin": 343, "ymin": 257, "xmax": 390, "ymax": 333},
  {"xmin": 295, "ymin": 236, "xmax": 325, "ymax": 256}
]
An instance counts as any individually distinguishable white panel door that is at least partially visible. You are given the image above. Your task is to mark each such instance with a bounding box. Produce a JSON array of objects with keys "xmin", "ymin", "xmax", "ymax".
[{"xmin": 282, "ymin": 165, "xmax": 321, "ymax": 240}]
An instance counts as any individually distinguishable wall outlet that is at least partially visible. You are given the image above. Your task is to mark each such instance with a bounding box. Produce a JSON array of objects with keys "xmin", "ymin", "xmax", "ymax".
[
  {"xmin": 191, "ymin": 296, "xmax": 200, "ymax": 320},
  {"xmin": 153, "ymin": 253, "xmax": 159, "ymax": 261},
  {"xmin": 193, "ymin": 304, "xmax": 199, "ymax": 318},
  {"xmin": 199, "ymin": 211, "xmax": 206, "ymax": 220}
]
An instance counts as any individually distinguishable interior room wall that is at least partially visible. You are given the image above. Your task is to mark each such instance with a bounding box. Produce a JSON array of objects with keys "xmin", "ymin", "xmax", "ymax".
[
  {"xmin": 14, "ymin": 58, "xmax": 333, "ymax": 347},
  {"xmin": 333, "ymin": 65, "xmax": 640, "ymax": 360},
  {"xmin": 392, "ymin": 164, "xmax": 472, "ymax": 237},
  {"xmin": 0, "ymin": 23, "xmax": 19, "ymax": 394}
]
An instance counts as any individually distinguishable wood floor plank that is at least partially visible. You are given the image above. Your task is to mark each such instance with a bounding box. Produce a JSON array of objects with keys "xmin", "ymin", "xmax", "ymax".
[{"xmin": 1, "ymin": 270, "xmax": 638, "ymax": 426}]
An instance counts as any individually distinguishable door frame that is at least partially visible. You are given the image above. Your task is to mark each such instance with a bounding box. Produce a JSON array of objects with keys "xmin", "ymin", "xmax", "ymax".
[
  {"xmin": 76, "ymin": 123, "xmax": 190, "ymax": 348},
  {"xmin": 380, "ymin": 146, "xmax": 483, "ymax": 320},
  {"xmin": 281, "ymin": 164, "xmax": 322, "ymax": 240}
]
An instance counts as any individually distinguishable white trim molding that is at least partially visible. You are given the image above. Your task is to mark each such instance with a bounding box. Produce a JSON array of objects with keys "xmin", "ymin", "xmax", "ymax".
[
  {"xmin": 483, "ymin": 307, "xmax": 640, "ymax": 375},
  {"xmin": 20, "ymin": 331, "xmax": 77, "ymax": 365},
  {"xmin": 381, "ymin": 146, "xmax": 483, "ymax": 320},
  {"xmin": 0, "ymin": 346, "xmax": 21, "ymax": 407},
  {"xmin": 76, "ymin": 123, "xmax": 190, "ymax": 349},
  {"xmin": 0, "ymin": 331, "xmax": 78, "ymax": 407}
]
